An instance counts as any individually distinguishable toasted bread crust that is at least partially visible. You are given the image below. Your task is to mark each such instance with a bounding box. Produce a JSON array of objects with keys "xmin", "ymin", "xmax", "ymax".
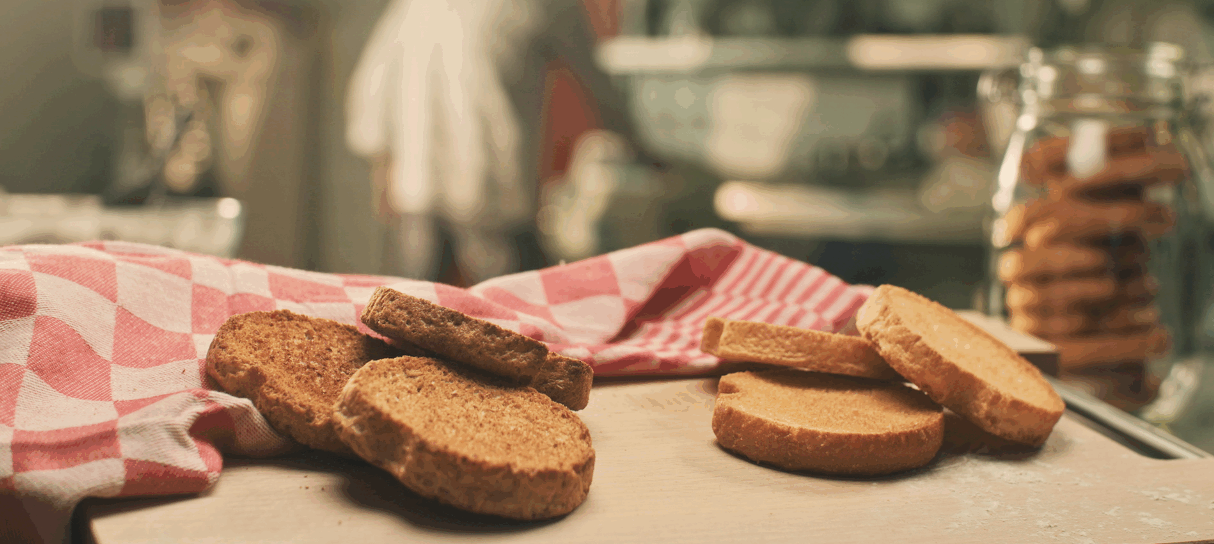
[
  {"xmin": 700, "ymin": 317, "xmax": 726, "ymax": 354},
  {"xmin": 532, "ymin": 353, "xmax": 594, "ymax": 410},
  {"xmin": 712, "ymin": 370, "xmax": 943, "ymax": 475},
  {"xmin": 205, "ymin": 310, "xmax": 411, "ymax": 455},
  {"xmin": 362, "ymin": 287, "xmax": 547, "ymax": 381},
  {"xmin": 856, "ymin": 285, "xmax": 1065, "ymax": 447},
  {"xmin": 361, "ymin": 287, "xmax": 593, "ymax": 410},
  {"xmin": 700, "ymin": 317, "xmax": 900, "ymax": 380},
  {"xmin": 333, "ymin": 357, "xmax": 595, "ymax": 520}
]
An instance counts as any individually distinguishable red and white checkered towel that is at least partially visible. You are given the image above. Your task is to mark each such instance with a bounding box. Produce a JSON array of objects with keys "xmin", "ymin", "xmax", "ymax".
[{"xmin": 0, "ymin": 228, "xmax": 871, "ymax": 542}]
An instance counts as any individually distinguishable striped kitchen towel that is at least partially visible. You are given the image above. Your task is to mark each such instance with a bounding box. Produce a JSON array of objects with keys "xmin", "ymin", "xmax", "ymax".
[{"xmin": 0, "ymin": 228, "xmax": 870, "ymax": 542}]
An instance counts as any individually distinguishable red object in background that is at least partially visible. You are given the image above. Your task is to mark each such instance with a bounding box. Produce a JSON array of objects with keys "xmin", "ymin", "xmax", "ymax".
[
  {"xmin": 537, "ymin": 0, "xmax": 620, "ymax": 183},
  {"xmin": 582, "ymin": 0, "xmax": 621, "ymax": 39},
  {"xmin": 539, "ymin": 63, "xmax": 601, "ymax": 181}
]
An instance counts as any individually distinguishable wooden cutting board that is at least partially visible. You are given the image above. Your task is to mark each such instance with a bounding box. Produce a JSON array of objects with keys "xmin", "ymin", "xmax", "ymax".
[{"xmin": 85, "ymin": 375, "xmax": 1214, "ymax": 544}]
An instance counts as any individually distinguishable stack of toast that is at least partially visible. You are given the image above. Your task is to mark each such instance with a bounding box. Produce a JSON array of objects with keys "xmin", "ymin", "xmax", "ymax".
[
  {"xmin": 704, "ymin": 284, "xmax": 1066, "ymax": 476},
  {"xmin": 206, "ymin": 287, "xmax": 595, "ymax": 520}
]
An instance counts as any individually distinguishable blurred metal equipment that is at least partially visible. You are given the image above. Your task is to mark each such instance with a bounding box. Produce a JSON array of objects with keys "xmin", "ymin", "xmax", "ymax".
[
  {"xmin": 69, "ymin": 0, "xmax": 320, "ymax": 268},
  {"xmin": 589, "ymin": 0, "xmax": 1029, "ymax": 251},
  {"xmin": 713, "ymin": 180, "xmax": 985, "ymax": 243},
  {"xmin": 597, "ymin": 34, "xmax": 1028, "ymax": 74},
  {"xmin": 538, "ymin": 130, "xmax": 673, "ymax": 262},
  {"xmin": 71, "ymin": 0, "xmax": 158, "ymax": 102},
  {"xmin": 0, "ymin": 191, "xmax": 245, "ymax": 258}
]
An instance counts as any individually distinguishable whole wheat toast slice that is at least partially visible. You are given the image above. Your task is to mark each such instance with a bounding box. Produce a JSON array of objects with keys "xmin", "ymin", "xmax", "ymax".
[
  {"xmin": 205, "ymin": 310, "xmax": 417, "ymax": 455},
  {"xmin": 361, "ymin": 286, "xmax": 593, "ymax": 409},
  {"xmin": 855, "ymin": 285, "xmax": 1065, "ymax": 447},
  {"xmin": 333, "ymin": 356, "xmax": 595, "ymax": 520},
  {"xmin": 700, "ymin": 317, "xmax": 901, "ymax": 380},
  {"xmin": 712, "ymin": 370, "xmax": 944, "ymax": 475}
]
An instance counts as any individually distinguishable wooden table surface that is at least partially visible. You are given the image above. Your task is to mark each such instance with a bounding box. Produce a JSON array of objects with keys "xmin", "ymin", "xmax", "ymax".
[{"xmin": 85, "ymin": 374, "xmax": 1214, "ymax": 544}]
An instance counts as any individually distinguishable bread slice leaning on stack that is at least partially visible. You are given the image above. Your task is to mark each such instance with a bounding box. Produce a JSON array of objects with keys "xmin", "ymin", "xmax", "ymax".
[
  {"xmin": 712, "ymin": 370, "xmax": 944, "ymax": 475},
  {"xmin": 205, "ymin": 310, "xmax": 417, "ymax": 456},
  {"xmin": 856, "ymin": 284, "xmax": 1065, "ymax": 446},
  {"xmin": 701, "ymin": 316, "xmax": 900, "ymax": 380},
  {"xmin": 333, "ymin": 356, "xmax": 595, "ymax": 520},
  {"xmin": 361, "ymin": 286, "xmax": 593, "ymax": 410}
]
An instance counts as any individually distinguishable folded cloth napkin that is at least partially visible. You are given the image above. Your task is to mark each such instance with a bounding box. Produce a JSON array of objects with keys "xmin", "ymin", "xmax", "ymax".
[{"xmin": 0, "ymin": 228, "xmax": 871, "ymax": 543}]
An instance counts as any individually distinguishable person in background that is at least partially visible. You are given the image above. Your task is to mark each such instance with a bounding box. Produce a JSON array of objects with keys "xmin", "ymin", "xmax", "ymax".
[{"xmin": 346, "ymin": 0, "xmax": 636, "ymax": 284}]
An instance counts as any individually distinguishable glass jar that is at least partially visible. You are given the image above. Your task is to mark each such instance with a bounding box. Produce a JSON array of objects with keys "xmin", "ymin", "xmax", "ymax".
[{"xmin": 984, "ymin": 43, "xmax": 1213, "ymax": 419}]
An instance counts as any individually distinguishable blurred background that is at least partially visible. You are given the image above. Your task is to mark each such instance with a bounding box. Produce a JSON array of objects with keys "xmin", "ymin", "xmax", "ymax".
[
  {"xmin": 6, "ymin": 0, "xmax": 1209, "ymax": 294},
  {"xmin": 5, "ymin": 0, "xmax": 1214, "ymax": 447}
]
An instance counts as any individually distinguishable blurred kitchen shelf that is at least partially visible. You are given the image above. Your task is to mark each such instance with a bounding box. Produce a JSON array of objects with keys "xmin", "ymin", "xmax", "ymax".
[
  {"xmin": 0, "ymin": 193, "xmax": 245, "ymax": 258},
  {"xmin": 598, "ymin": 34, "xmax": 1031, "ymax": 75},
  {"xmin": 714, "ymin": 181, "xmax": 987, "ymax": 244}
]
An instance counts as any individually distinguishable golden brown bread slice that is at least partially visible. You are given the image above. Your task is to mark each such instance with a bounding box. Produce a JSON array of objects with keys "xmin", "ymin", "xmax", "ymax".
[
  {"xmin": 712, "ymin": 370, "xmax": 944, "ymax": 475},
  {"xmin": 332, "ymin": 356, "xmax": 595, "ymax": 520},
  {"xmin": 700, "ymin": 316, "xmax": 901, "ymax": 380},
  {"xmin": 205, "ymin": 310, "xmax": 416, "ymax": 455},
  {"xmin": 361, "ymin": 286, "xmax": 593, "ymax": 410},
  {"xmin": 855, "ymin": 284, "xmax": 1065, "ymax": 447}
]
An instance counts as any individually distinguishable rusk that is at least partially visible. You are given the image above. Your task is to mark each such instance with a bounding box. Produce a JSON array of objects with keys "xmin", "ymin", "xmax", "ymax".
[
  {"xmin": 712, "ymin": 370, "xmax": 944, "ymax": 475},
  {"xmin": 333, "ymin": 356, "xmax": 595, "ymax": 520},
  {"xmin": 700, "ymin": 316, "xmax": 900, "ymax": 380},
  {"xmin": 205, "ymin": 310, "xmax": 412, "ymax": 455},
  {"xmin": 856, "ymin": 285, "xmax": 1065, "ymax": 446},
  {"xmin": 361, "ymin": 286, "xmax": 593, "ymax": 409},
  {"xmin": 532, "ymin": 352, "xmax": 594, "ymax": 410}
]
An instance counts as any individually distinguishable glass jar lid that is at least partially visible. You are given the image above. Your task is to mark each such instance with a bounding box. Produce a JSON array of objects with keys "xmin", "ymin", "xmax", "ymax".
[{"xmin": 1018, "ymin": 42, "xmax": 1189, "ymax": 117}]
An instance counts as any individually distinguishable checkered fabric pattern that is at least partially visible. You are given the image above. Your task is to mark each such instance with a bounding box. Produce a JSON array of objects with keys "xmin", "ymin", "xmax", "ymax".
[{"xmin": 0, "ymin": 228, "xmax": 871, "ymax": 541}]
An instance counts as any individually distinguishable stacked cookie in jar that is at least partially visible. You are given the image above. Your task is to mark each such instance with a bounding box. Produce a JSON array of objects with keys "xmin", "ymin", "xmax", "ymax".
[{"xmin": 986, "ymin": 44, "xmax": 1210, "ymax": 413}]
